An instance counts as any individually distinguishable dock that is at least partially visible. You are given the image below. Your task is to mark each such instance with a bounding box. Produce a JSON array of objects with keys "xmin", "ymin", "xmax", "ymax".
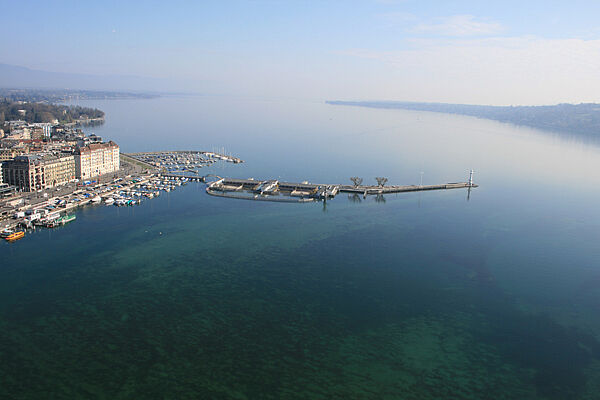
[
  {"xmin": 126, "ymin": 150, "xmax": 244, "ymax": 167},
  {"xmin": 338, "ymin": 182, "xmax": 476, "ymax": 195},
  {"xmin": 206, "ymin": 176, "xmax": 477, "ymax": 202}
]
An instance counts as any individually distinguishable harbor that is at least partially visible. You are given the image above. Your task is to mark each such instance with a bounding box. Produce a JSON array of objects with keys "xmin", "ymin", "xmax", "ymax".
[
  {"xmin": 0, "ymin": 148, "xmax": 242, "ymax": 242},
  {"xmin": 1, "ymin": 144, "xmax": 477, "ymax": 241},
  {"xmin": 0, "ymin": 174, "xmax": 201, "ymax": 240},
  {"xmin": 126, "ymin": 150, "xmax": 243, "ymax": 175}
]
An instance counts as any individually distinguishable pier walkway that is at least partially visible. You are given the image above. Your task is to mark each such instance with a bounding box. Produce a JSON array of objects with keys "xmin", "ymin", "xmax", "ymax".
[
  {"xmin": 208, "ymin": 177, "xmax": 477, "ymax": 201},
  {"xmin": 339, "ymin": 182, "xmax": 476, "ymax": 195}
]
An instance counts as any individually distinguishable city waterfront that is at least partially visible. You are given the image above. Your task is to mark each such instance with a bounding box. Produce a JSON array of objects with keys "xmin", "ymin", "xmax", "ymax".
[{"xmin": 2, "ymin": 95, "xmax": 600, "ymax": 399}]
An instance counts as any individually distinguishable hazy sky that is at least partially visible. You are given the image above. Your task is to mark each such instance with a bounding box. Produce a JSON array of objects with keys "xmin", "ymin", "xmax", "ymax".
[{"xmin": 5, "ymin": 0, "xmax": 600, "ymax": 104}]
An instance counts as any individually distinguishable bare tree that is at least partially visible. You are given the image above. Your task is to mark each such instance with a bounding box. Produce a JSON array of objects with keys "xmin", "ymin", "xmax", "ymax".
[
  {"xmin": 375, "ymin": 177, "xmax": 388, "ymax": 187},
  {"xmin": 350, "ymin": 176, "xmax": 363, "ymax": 187}
]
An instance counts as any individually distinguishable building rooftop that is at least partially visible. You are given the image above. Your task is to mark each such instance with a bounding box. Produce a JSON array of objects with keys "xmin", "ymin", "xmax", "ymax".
[{"xmin": 75, "ymin": 141, "xmax": 119, "ymax": 153}]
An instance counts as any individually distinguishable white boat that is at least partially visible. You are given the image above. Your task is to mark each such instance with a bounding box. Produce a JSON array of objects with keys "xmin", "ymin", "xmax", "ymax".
[
  {"xmin": 1, "ymin": 228, "xmax": 14, "ymax": 238},
  {"xmin": 91, "ymin": 196, "xmax": 102, "ymax": 203},
  {"xmin": 255, "ymin": 180, "xmax": 279, "ymax": 194},
  {"xmin": 105, "ymin": 198, "xmax": 115, "ymax": 205}
]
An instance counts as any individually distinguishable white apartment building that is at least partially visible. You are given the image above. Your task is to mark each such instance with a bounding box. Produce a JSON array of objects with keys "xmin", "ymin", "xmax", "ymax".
[{"xmin": 74, "ymin": 141, "xmax": 120, "ymax": 179}]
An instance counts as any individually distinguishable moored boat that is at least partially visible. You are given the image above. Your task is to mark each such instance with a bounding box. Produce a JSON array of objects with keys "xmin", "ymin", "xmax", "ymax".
[
  {"xmin": 47, "ymin": 215, "xmax": 76, "ymax": 228},
  {"xmin": 1, "ymin": 228, "xmax": 15, "ymax": 238},
  {"xmin": 5, "ymin": 231, "xmax": 25, "ymax": 241},
  {"xmin": 61, "ymin": 215, "xmax": 76, "ymax": 224},
  {"xmin": 41, "ymin": 213, "xmax": 61, "ymax": 227}
]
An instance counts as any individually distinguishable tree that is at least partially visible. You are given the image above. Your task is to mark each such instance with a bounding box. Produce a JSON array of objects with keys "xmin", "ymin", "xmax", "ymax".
[
  {"xmin": 375, "ymin": 177, "xmax": 388, "ymax": 187},
  {"xmin": 350, "ymin": 177, "xmax": 363, "ymax": 187}
]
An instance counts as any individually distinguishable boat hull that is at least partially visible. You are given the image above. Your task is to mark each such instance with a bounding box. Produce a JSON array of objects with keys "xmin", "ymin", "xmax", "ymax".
[{"xmin": 5, "ymin": 231, "xmax": 25, "ymax": 241}]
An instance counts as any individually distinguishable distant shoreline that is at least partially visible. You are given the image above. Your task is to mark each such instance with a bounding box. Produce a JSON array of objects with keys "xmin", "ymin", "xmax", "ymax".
[
  {"xmin": 327, "ymin": 100, "xmax": 600, "ymax": 139},
  {"xmin": 0, "ymin": 88, "xmax": 159, "ymax": 103}
]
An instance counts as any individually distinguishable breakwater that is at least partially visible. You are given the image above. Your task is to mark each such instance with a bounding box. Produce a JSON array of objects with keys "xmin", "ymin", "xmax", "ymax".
[{"xmin": 206, "ymin": 175, "xmax": 477, "ymax": 202}]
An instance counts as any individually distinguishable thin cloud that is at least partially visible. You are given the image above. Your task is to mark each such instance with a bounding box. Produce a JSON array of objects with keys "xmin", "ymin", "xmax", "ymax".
[{"xmin": 411, "ymin": 15, "xmax": 503, "ymax": 37}]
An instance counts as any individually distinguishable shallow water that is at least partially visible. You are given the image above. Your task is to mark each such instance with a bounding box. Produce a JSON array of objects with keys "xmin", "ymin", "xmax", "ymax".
[{"xmin": 2, "ymin": 96, "xmax": 600, "ymax": 399}]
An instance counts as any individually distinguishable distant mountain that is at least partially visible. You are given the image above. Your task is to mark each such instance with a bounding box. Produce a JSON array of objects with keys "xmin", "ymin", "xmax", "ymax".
[
  {"xmin": 327, "ymin": 100, "xmax": 600, "ymax": 139},
  {"xmin": 0, "ymin": 63, "xmax": 170, "ymax": 93}
]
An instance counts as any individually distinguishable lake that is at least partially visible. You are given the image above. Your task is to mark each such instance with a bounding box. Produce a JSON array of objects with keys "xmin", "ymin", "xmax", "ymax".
[{"xmin": 1, "ymin": 95, "xmax": 600, "ymax": 399}]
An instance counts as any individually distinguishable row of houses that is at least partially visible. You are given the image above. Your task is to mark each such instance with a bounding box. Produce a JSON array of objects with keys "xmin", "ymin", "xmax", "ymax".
[{"xmin": 0, "ymin": 141, "xmax": 120, "ymax": 192}]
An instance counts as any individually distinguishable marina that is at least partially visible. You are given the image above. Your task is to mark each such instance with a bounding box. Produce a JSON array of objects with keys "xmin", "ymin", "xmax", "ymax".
[
  {"xmin": 126, "ymin": 151, "xmax": 243, "ymax": 175},
  {"xmin": 0, "ymin": 149, "xmax": 243, "ymax": 242},
  {"xmin": 0, "ymin": 151, "xmax": 478, "ymax": 241},
  {"xmin": 0, "ymin": 136, "xmax": 476, "ymax": 240},
  {"xmin": 0, "ymin": 174, "xmax": 198, "ymax": 241},
  {"xmin": 1, "ymin": 163, "xmax": 477, "ymax": 241}
]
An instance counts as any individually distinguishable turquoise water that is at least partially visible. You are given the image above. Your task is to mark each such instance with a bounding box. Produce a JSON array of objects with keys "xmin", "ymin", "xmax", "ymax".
[{"xmin": 2, "ymin": 96, "xmax": 600, "ymax": 399}]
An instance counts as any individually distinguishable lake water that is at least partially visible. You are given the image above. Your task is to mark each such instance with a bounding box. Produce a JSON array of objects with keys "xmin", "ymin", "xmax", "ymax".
[{"xmin": 2, "ymin": 95, "xmax": 600, "ymax": 399}]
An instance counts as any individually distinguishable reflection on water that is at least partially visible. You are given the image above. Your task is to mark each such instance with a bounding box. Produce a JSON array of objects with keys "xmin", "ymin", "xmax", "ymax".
[{"xmin": 2, "ymin": 96, "xmax": 600, "ymax": 399}]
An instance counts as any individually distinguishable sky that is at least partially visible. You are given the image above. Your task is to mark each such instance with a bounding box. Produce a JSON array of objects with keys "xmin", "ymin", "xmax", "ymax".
[{"xmin": 5, "ymin": 0, "xmax": 600, "ymax": 105}]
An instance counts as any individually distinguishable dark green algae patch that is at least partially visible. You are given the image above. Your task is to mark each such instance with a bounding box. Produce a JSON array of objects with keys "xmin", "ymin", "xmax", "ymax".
[{"xmin": 1, "ymin": 190, "xmax": 600, "ymax": 399}]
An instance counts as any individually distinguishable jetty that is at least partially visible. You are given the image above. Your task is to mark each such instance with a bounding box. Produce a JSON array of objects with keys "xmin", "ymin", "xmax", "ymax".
[
  {"xmin": 206, "ymin": 172, "xmax": 477, "ymax": 202},
  {"xmin": 339, "ymin": 182, "xmax": 476, "ymax": 195}
]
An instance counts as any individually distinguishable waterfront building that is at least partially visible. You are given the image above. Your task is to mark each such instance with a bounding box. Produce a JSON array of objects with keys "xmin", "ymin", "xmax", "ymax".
[
  {"xmin": 74, "ymin": 141, "xmax": 120, "ymax": 179},
  {"xmin": 2, "ymin": 155, "xmax": 45, "ymax": 192},
  {"xmin": 2, "ymin": 153, "xmax": 75, "ymax": 192},
  {"xmin": 44, "ymin": 153, "xmax": 76, "ymax": 187}
]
